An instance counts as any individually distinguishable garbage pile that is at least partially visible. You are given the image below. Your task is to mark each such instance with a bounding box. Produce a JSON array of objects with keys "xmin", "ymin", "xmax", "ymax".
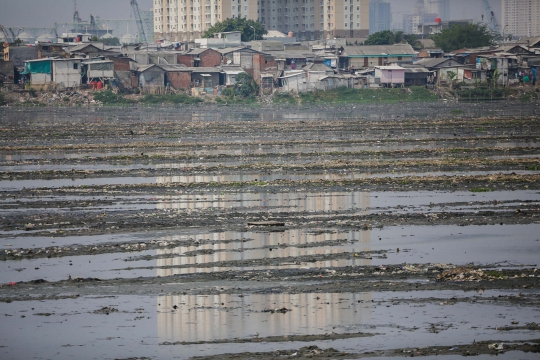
[{"xmin": 436, "ymin": 267, "xmax": 488, "ymax": 282}]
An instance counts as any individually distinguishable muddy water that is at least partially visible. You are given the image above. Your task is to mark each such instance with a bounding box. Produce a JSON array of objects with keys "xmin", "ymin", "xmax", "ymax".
[{"xmin": 1, "ymin": 104, "xmax": 539, "ymax": 359}]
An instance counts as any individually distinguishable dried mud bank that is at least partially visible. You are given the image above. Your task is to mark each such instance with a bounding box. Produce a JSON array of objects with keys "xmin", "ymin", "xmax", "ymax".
[{"xmin": 1, "ymin": 103, "xmax": 540, "ymax": 359}]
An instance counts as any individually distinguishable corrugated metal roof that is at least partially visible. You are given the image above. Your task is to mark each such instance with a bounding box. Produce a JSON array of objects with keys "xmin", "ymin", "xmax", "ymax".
[
  {"xmin": 342, "ymin": 44, "xmax": 416, "ymax": 56},
  {"xmin": 68, "ymin": 43, "xmax": 105, "ymax": 52},
  {"xmin": 82, "ymin": 60, "xmax": 113, "ymax": 64},
  {"xmin": 375, "ymin": 65, "xmax": 405, "ymax": 70},
  {"xmin": 186, "ymin": 48, "xmax": 213, "ymax": 55},
  {"xmin": 414, "ymin": 58, "xmax": 453, "ymax": 68},
  {"xmin": 158, "ymin": 64, "xmax": 188, "ymax": 71},
  {"xmin": 221, "ymin": 66, "xmax": 245, "ymax": 74},
  {"xmin": 215, "ymin": 46, "xmax": 250, "ymax": 54},
  {"xmin": 264, "ymin": 50, "xmax": 315, "ymax": 59},
  {"xmin": 404, "ymin": 68, "xmax": 431, "ymax": 73},
  {"xmin": 137, "ymin": 64, "xmax": 164, "ymax": 72},
  {"xmin": 189, "ymin": 67, "xmax": 221, "ymax": 73},
  {"xmin": 303, "ymin": 62, "xmax": 332, "ymax": 71}
]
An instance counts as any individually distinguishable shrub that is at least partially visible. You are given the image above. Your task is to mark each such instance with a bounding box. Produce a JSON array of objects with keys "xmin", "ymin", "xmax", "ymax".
[
  {"xmin": 93, "ymin": 90, "xmax": 134, "ymax": 105},
  {"xmin": 139, "ymin": 93, "xmax": 202, "ymax": 104}
]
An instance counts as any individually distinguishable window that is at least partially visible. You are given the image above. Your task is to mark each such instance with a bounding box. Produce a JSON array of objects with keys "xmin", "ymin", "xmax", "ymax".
[{"xmin": 73, "ymin": 63, "xmax": 78, "ymax": 70}]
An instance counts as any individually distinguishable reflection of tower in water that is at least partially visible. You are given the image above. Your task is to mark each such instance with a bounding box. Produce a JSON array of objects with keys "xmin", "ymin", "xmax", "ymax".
[
  {"xmin": 157, "ymin": 292, "xmax": 374, "ymax": 343},
  {"xmin": 155, "ymin": 183, "xmax": 373, "ymax": 342}
]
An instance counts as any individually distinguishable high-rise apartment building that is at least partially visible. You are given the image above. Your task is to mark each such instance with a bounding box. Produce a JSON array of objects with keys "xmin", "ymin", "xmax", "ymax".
[
  {"xmin": 369, "ymin": 0, "xmax": 391, "ymax": 34},
  {"xmin": 153, "ymin": 0, "xmax": 258, "ymax": 42},
  {"xmin": 502, "ymin": 0, "xmax": 540, "ymax": 37},
  {"xmin": 153, "ymin": 0, "xmax": 369, "ymax": 41}
]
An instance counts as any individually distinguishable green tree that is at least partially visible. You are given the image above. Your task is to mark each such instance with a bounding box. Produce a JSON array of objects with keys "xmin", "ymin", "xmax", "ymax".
[
  {"xmin": 432, "ymin": 23, "xmax": 497, "ymax": 52},
  {"xmin": 233, "ymin": 73, "xmax": 259, "ymax": 98},
  {"xmin": 102, "ymin": 37, "xmax": 121, "ymax": 46},
  {"xmin": 403, "ymin": 34, "xmax": 423, "ymax": 50},
  {"xmin": 364, "ymin": 30, "xmax": 395, "ymax": 45},
  {"xmin": 364, "ymin": 30, "xmax": 421, "ymax": 48},
  {"xmin": 203, "ymin": 18, "xmax": 267, "ymax": 42},
  {"xmin": 91, "ymin": 36, "xmax": 99, "ymax": 41},
  {"xmin": 447, "ymin": 71, "xmax": 457, "ymax": 88}
]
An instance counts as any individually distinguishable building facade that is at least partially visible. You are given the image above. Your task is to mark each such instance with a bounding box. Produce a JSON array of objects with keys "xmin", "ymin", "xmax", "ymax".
[
  {"xmin": 502, "ymin": 0, "xmax": 540, "ymax": 37},
  {"xmin": 153, "ymin": 0, "xmax": 370, "ymax": 41},
  {"xmin": 369, "ymin": 0, "xmax": 391, "ymax": 34}
]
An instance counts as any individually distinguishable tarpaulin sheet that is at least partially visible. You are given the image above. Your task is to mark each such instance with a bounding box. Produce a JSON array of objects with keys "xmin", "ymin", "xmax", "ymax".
[
  {"xmin": 89, "ymin": 62, "xmax": 113, "ymax": 71},
  {"xmin": 27, "ymin": 60, "xmax": 51, "ymax": 74}
]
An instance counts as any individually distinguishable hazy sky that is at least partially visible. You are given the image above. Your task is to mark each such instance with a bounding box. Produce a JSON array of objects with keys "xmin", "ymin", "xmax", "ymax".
[
  {"xmin": 0, "ymin": 0, "xmax": 501, "ymax": 31},
  {"xmin": 0, "ymin": 0, "xmax": 153, "ymax": 28},
  {"xmin": 386, "ymin": 0, "xmax": 502, "ymax": 29}
]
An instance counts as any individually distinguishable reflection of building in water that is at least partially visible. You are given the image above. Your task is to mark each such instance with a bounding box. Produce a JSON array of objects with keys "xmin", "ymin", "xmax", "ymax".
[
  {"xmin": 154, "ymin": 190, "xmax": 371, "ymax": 276},
  {"xmin": 155, "ymin": 186, "xmax": 372, "ymax": 342},
  {"xmin": 157, "ymin": 292, "xmax": 373, "ymax": 343}
]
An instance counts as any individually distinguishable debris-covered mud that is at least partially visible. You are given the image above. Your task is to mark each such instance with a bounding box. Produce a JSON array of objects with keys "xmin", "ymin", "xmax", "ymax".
[{"xmin": 0, "ymin": 102, "xmax": 539, "ymax": 359}]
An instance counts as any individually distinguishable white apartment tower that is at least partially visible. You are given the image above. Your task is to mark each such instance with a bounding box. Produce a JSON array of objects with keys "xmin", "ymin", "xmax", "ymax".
[
  {"xmin": 502, "ymin": 0, "xmax": 540, "ymax": 37},
  {"xmin": 154, "ymin": 0, "xmax": 370, "ymax": 41},
  {"xmin": 154, "ymin": 0, "xmax": 258, "ymax": 41}
]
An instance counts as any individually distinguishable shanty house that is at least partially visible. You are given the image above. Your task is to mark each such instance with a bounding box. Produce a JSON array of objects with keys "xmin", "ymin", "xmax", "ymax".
[
  {"xmin": 190, "ymin": 67, "xmax": 220, "ymax": 92},
  {"xmin": 303, "ymin": 61, "xmax": 334, "ymax": 82},
  {"xmin": 22, "ymin": 58, "xmax": 83, "ymax": 90},
  {"xmin": 413, "ymin": 58, "xmax": 461, "ymax": 70},
  {"xmin": 68, "ymin": 43, "xmax": 118, "ymax": 58},
  {"xmin": 137, "ymin": 64, "xmax": 166, "ymax": 93},
  {"xmin": 278, "ymin": 71, "xmax": 307, "ymax": 93},
  {"xmin": 82, "ymin": 60, "xmax": 114, "ymax": 81},
  {"xmin": 220, "ymin": 66, "xmax": 246, "ymax": 86},
  {"xmin": 403, "ymin": 67, "xmax": 433, "ymax": 86},
  {"xmin": 339, "ymin": 44, "xmax": 416, "ymax": 70},
  {"xmin": 456, "ymin": 67, "xmax": 487, "ymax": 84},
  {"xmin": 374, "ymin": 65, "xmax": 405, "ymax": 87},
  {"xmin": 177, "ymin": 48, "xmax": 221, "ymax": 68},
  {"xmin": 158, "ymin": 64, "xmax": 191, "ymax": 90},
  {"xmin": 216, "ymin": 47, "xmax": 263, "ymax": 75}
]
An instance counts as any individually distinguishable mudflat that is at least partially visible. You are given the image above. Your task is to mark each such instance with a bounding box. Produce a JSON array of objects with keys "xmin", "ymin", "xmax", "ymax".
[{"xmin": 0, "ymin": 102, "xmax": 539, "ymax": 359}]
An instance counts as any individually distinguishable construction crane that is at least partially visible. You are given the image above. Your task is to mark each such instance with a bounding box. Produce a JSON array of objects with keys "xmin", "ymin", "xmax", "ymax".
[
  {"xmin": 0, "ymin": 24, "xmax": 13, "ymax": 43},
  {"xmin": 482, "ymin": 0, "xmax": 500, "ymax": 33},
  {"xmin": 130, "ymin": 0, "xmax": 147, "ymax": 44}
]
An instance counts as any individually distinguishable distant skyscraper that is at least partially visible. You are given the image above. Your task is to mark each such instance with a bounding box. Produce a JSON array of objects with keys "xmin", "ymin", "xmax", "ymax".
[
  {"xmin": 502, "ymin": 0, "xmax": 540, "ymax": 37},
  {"xmin": 437, "ymin": 0, "xmax": 450, "ymax": 21},
  {"xmin": 369, "ymin": 0, "xmax": 392, "ymax": 34}
]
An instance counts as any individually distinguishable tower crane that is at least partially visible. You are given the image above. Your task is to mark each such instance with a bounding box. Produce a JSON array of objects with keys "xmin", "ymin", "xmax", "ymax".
[
  {"xmin": 482, "ymin": 0, "xmax": 500, "ymax": 33},
  {"xmin": 130, "ymin": 0, "xmax": 147, "ymax": 44}
]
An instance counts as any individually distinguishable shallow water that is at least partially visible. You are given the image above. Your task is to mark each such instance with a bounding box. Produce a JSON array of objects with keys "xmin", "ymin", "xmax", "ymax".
[
  {"xmin": 2, "ymin": 223, "xmax": 538, "ymax": 283},
  {"xmin": 0, "ymin": 289, "xmax": 539, "ymax": 359}
]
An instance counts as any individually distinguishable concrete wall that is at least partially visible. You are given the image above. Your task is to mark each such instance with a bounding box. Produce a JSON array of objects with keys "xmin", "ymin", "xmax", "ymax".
[
  {"xmin": 139, "ymin": 69, "xmax": 165, "ymax": 87},
  {"xmin": 52, "ymin": 60, "xmax": 82, "ymax": 89},
  {"xmin": 375, "ymin": 69, "xmax": 405, "ymax": 84},
  {"xmin": 281, "ymin": 73, "xmax": 307, "ymax": 93},
  {"xmin": 114, "ymin": 70, "xmax": 133, "ymax": 90},
  {"xmin": 5, "ymin": 46, "xmax": 38, "ymax": 67},
  {"xmin": 30, "ymin": 73, "xmax": 51, "ymax": 87}
]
